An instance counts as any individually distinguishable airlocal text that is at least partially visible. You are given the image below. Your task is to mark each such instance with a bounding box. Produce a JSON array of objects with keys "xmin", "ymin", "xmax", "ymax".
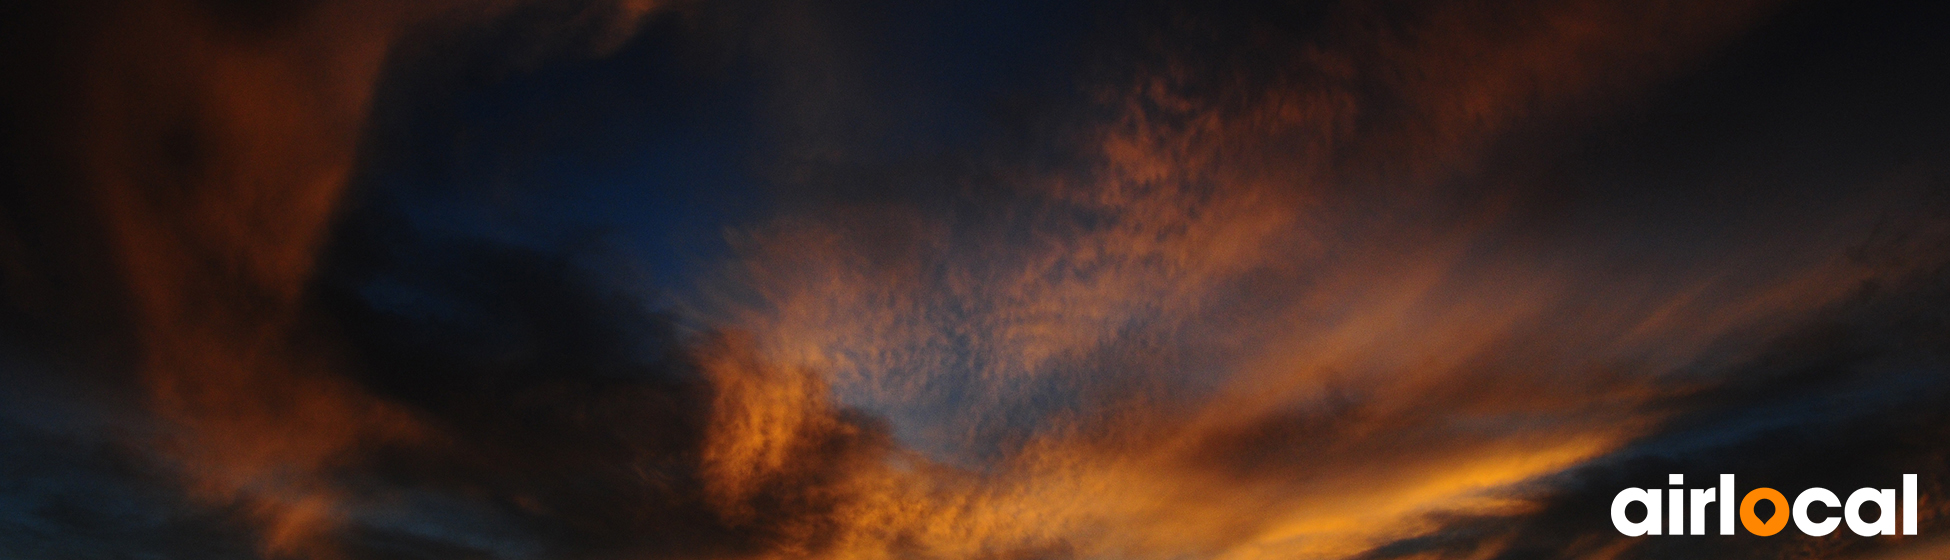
[{"xmin": 1612, "ymin": 474, "xmax": 1918, "ymax": 537}]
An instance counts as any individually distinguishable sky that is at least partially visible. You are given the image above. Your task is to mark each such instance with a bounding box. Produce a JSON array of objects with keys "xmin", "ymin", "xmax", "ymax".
[{"xmin": 1, "ymin": 0, "xmax": 1948, "ymax": 559}]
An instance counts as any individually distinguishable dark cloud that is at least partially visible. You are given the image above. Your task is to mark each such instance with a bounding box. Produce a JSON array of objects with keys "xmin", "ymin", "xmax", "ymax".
[
  {"xmin": 302, "ymin": 202, "xmax": 901, "ymax": 559},
  {"xmin": 0, "ymin": 415, "xmax": 258, "ymax": 560}
]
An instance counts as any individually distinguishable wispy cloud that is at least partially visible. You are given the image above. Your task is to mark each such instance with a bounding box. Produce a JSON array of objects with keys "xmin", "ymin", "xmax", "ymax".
[{"xmin": 3, "ymin": 0, "xmax": 1947, "ymax": 559}]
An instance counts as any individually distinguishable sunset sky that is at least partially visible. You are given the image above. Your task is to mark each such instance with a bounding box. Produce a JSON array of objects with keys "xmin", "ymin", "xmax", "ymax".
[{"xmin": 2, "ymin": 0, "xmax": 1948, "ymax": 559}]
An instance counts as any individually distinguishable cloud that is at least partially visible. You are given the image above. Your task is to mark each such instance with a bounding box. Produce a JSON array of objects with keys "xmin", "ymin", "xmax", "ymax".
[
  {"xmin": 698, "ymin": 0, "xmax": 1950, "ymax": 557},
  {"xmin": 1, "ymin": 0, "xmax": 673, "ymax": 556},
  {"xmin": 1348, "ymin": 263, "xmax": 1950, "ymax": 560},
  {"xmin": 2, "ymin": 0, "xmax": 1947, "ymax": 559}
]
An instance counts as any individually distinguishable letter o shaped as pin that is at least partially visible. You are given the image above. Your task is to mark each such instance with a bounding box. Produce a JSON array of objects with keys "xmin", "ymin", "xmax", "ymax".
[{"xmin": 1741, "ymin": 488, "xmax": 1790, "ymax": 536}]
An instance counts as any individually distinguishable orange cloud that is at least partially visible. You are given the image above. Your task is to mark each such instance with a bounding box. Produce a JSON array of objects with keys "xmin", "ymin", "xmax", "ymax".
[
  {"xmin": 18, "ymin": 0, "xmax": 1944, "ymax": 558},
  {"xmin": 50, "ymin": 0, "xmax": 669, "ymax": 556},
  {"xmin": 699, "ymin": 0, "xmax": 1949, "ymax": 558}
]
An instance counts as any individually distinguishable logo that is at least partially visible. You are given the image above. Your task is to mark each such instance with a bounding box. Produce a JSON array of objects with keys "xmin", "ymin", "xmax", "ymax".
[{"xmin": 1612, "ymin": 474, "xmax": 1918, "ymax": 537}]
